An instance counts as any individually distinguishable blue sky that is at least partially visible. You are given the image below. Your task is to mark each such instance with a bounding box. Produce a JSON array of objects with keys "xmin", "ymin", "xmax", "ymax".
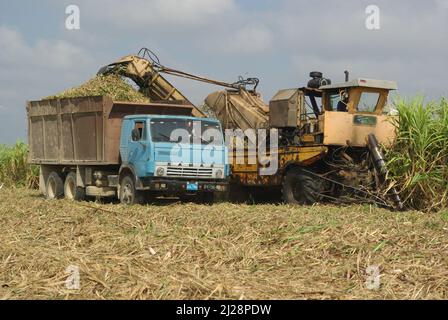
[{"xmin": 1, "ymin": 0, "xmax": 448, "ymax": 144}]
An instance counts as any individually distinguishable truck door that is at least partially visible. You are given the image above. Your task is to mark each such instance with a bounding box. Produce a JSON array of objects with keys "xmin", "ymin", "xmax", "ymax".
[{"xmin": 128, "ymin": 120, "xmax": 149, "ymax": 177}]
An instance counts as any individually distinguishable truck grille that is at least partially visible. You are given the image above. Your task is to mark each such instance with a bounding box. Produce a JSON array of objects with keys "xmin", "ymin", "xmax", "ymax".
[{"xmin": 166, "ymin": 166, "xmax": 213, "ymax": 178}]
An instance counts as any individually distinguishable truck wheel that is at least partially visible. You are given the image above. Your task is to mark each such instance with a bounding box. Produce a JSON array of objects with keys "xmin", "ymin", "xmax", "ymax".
[
  {"xmin": 120, "ymin": 175, "xmax": 144, "ymax": 205},
  {"xmin": 46, "ymin": 172, "xmax": 64, "ymax": 200},
  {"xmin": 64, "ymin": 172, "xmax": 85, "ymax": 201},
  {"xmin": 282, "ymin": 167, "xmax": 323, "ymax": 205}
]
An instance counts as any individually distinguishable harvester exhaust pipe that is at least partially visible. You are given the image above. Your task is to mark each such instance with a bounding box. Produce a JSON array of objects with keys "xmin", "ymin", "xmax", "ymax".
[
  {"xmin": 367, "ymin": 134, "xmax": 404, "ymax": 211},
  {"xmin": 344, "ymin": 70, "xmax": 349, "ymax": 82}
]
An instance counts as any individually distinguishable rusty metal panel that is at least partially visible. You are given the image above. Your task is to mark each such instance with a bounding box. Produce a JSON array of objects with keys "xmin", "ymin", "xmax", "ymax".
[
  {"xmin": 43, "ymin": 114, "xmax": 59, "ymax": 161},
  {"xmin": 269, "ymin": 89, "xmax": 303, "ymax": 128},
  {"xmin": 74, "ymin": 112, "xmax": 102, "ymax": 161},
  {"xmin": 61, "ymin": 114, "xmax": 74, "ymax": 160},
  {"xmin": 29, "ymin": 116, "xmax": 44, "ymax": 159}
]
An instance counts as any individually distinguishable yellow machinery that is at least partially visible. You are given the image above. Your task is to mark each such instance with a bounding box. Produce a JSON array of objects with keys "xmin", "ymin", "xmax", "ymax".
[
  {"xmin": 98, "ymin": 48, "xmax": 204, "ymax": 117},
  {"xmin": 100, "ymin": 50, "xmax": 402, "ymax": 208},
  {"xmin": 206, "ymin": 72, "xmax": 402, "ymax": 209}
]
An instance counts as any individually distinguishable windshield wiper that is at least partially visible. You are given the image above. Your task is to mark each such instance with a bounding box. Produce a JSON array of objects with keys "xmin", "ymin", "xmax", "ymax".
[
  {"xmin": 156, "ymin": 133, "xmax": 215, "ymax": 145},
  {"xmin": 156, "ymin": 133, "xmax": 176, "ymax": 142},
  {"xmin": 192, "ymin": 134, "xmax": 210, "ymax": 145}
]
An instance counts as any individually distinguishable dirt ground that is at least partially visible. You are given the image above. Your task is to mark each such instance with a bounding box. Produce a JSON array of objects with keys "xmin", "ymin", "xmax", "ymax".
[{"xmin": 0, "ymin": 188, "xmax": 447, "ymax": 300}]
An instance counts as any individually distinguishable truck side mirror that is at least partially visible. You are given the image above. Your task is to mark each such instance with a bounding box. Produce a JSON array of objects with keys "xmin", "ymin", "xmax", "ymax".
[{"xmin": 131, "ymin": 128, "xmax": 141, "ymax": 141}]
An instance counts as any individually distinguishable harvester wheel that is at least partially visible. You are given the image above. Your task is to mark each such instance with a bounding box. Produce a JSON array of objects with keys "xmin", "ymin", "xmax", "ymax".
[
  {"xmin": 282, "ymin": 167, "xmax": 323, "ymax": 205},
  {"xmin": 120, "ymin": 175, "xmax": 144, "ymax": 205},
  {"xmin": 64, "ymin": 172, "xmax": 85, "ymax": 201},
  {"xmin": 46, "ymin": 172, "xmax": 64, "ymax": 200}
]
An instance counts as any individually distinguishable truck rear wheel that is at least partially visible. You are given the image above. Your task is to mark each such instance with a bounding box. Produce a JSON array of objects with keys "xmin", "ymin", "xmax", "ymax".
[
  {"xmin": 120, "ymin": 175, "xmax": 144, "ymax": 205},
  {"xmin": 282, "ymin": 167, "xmax": 323, "ymax": 205},
  {"xmin": 46, "ymin": 172, "xmax": 64, "ymax": 200},
  {"xmin": 64, "ymin": 172, "xmax": 85, "ymax": 201}
]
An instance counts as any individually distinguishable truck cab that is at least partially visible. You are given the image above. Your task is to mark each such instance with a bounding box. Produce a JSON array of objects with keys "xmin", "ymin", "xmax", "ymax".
[{"xmin": 119, "ymin": 115, "xmax": 229, "ymax": 204}]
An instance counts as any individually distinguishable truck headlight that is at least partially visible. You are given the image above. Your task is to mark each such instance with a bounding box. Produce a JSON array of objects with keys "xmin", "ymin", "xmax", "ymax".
[
  {"xmin": 156, "ymin": 167, "xmax": 165, "ymax": 177},
  {"xmin": 215, "ymin": 169, "xmax": 223, "ymax": 179}
]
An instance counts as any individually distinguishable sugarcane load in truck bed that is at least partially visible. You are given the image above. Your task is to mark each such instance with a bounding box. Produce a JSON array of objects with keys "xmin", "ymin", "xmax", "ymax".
[{"xmin": 27, "ymin": 97, "xmax": 229, "ymax": 205}]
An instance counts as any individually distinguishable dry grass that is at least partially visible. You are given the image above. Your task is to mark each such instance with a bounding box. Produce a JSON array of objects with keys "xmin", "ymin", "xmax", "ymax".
[{"xmin": 0, "ymin": 187, "xmax": 447, "ymax": 300}]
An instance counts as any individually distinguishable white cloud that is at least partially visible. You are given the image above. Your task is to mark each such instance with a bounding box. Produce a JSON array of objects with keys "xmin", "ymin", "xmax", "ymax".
[
  {"xmin": 436, "ymin": 0, "xmax": 448, "ymax": 9},
  {"xmin": 0, "ymin": 26, "xmax": 92, "ymax": 71},
  {"xmin": 0, "ymin": 25, "xmax": 95, "ymax": 108},
  {"xmin": 0, "ymin": 25, "xmax": 96, "ymax": 142},
  {"xmin": 290, "ymin": 52, "xmax": 448, "ymax": 98},
  {"xmin": 206, "ymin": 23, "xmax": 274, "ymax": 55},
  {"xmin": 219, "ymin": 24, "xmax": 273, "ymax": 54},
  {"xmin": 152, "ymin": 0, "xmax": 235, "ymax": 22},
  {"xmin": 265, "ymin": 0, "xmax": 448, "ymax": 98},
  {"xmin": 77, "ymin": 0, "xmax": 236, "ymax": 28}
]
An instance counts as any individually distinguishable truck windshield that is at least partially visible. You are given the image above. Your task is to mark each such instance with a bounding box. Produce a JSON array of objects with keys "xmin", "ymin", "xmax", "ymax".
[{"xmin": 150, "ymin": 119, "xmax": 223, "ymax": 145}]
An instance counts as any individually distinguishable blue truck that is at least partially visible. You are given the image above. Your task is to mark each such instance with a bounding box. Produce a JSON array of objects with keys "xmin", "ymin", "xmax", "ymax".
[{"xmin": 27, "ymin": 96, "xmax": 229, "ymax": 204}]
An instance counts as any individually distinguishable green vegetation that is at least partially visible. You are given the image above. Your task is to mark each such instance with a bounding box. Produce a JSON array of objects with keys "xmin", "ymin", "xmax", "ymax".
[
  {"xmin": 45, "ymin": 74, "xmax": 150, "ymax": 103},
  {"xmin": 386, "ymin": 97, "xmax": 448, "ymax": 211},
  {"xmin": 0, "ymin": 142, "xmax": 38, "ymax": 189}
]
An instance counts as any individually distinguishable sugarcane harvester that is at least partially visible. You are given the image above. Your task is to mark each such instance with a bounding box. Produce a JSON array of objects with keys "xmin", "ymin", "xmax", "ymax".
[
  {"xmin": 206, "ymin": 72, "xmax": 403, "ymax": 209},
  {"xmin": 99, "ymin": 48, "xmax": 402, "ymax": 209}
]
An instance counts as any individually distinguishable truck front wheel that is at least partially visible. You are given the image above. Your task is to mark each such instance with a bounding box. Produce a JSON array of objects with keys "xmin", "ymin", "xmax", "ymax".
[
  {"xmin": 46, "ymin": 172, "xmax": 64, "ymax": 200},
  {"xmin": 282, "ymin": 167, "xmax": 323, "ymax": 205},
  {"xmin": 120, "ymin": 175, "xmax": 144, "ymax": 205}
]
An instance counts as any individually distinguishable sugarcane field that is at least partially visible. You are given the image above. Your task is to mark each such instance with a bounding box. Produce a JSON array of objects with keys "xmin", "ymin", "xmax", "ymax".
[{"xmin": 0, "ymin": 0, "xmax": 447, "ymax": 307}]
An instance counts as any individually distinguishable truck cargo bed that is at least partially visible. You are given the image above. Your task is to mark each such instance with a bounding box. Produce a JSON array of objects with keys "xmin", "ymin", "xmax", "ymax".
[{"xmin": 27, "ymin": 96, "xmax": 195, "ymax": 165}]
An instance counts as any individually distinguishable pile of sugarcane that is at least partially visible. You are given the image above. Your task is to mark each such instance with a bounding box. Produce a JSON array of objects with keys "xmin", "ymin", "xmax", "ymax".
[{"xmin": 45, "ymin": 74, "xmax": 149, "ymax": 103}]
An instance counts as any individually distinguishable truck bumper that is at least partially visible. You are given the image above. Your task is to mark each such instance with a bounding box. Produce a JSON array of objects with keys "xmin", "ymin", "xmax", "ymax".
[{"xmin": 137, "ymin": 178, "xmax": 229, "ymax": 193}]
